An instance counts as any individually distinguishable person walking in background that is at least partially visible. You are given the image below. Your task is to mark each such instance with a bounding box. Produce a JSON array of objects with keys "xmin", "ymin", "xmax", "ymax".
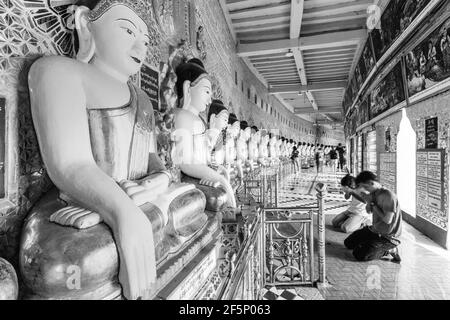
[
  {"xmin": 291, "ymin": 145, "xmax": 300, "ymax": 174},
  {"xmin": 332, "ymin": 175, "xmax": 371, "ymax": 233},
  {"xmin": 344, "ymin": 171, "xmax": 402, "ymax": 263},
  {"xmin": 336, "ymin": 143, "xmax": 346, "ymax": 171},
  {"xmin": 329, "ymin": 146, "xmax": 338, "ymax": 173},
  {"xmin": 315, "ymin": 146, "xmax": 324, "ymax": 174}
]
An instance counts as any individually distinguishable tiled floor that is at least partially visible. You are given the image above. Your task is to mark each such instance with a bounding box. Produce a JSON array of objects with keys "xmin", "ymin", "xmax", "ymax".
[
  {"xmin": 274, "ymin": 169, "xmax": 450, "ymax": 300},
  {"xmin": 261, "ymin": 286, "xmax": 324, "ymax": 300}
]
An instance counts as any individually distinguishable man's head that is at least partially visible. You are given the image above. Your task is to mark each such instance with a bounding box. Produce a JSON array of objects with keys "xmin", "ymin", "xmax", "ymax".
[
  {"xmin": 356, "ymin": 171, "xmax": 381, "ymax": 193},
  {"xmin": 341, "ymin": 174, "xmax": 356, "ymax": 192}
]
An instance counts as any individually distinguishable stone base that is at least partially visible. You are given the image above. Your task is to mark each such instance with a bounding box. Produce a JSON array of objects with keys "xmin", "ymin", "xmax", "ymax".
[{"xmin": 154, "ymin": 228, "xmax": 222, "ymax": 300}]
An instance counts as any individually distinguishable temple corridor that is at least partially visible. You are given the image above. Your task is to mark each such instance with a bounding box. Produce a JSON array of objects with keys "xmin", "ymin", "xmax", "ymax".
[{"xmin": 262, "ymin": 169, "xmax": 450, "ymax": 300}]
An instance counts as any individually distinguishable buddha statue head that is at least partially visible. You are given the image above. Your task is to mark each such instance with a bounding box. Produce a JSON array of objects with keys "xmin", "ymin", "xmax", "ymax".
[
  {"xmin": 74, "ymin": 0, "xmax": 158, "ymax": 80},
  {"xmin": 240, "ymin": 121, "xmax": 251, "ymax": 141},
  {"xmin": 208, "ymin": 99, "xmax": 229, "ymax": 131},
  {"xmin": 269, "ymin": 133, "xmax": 277, "ymax": 144},
  {"xmin": 227, "ymin": 113, "xmax": 240, "ymax": 138},
  {"xmin": 175, "ymin": 58, "xmax": 212, "ymax": 113},
  {"xmin": 251, "ymin": 126, "xmax": 260, "ymax": 143}
]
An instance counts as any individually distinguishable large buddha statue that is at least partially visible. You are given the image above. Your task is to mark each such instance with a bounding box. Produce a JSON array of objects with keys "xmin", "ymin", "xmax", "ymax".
[
  {"xmin": 224, "ymin": 113, "xmax": 240, "ymax": 183},
  {"xmin": 173, "ymin": 59, "xmax": 236, "ymax": 208},
  {"xmin": 236, "ymin": 121, "xmax": 252, "ymax": 182},
  {"xmin": 248, "ymin": 126, "xmax": 260, "ymax": 171},
  {"xmin": 22, "ymin": 0, "xmax": 213, "ymax": 300},
  {"xmin": 268, "ymin": 134, "xmax": 278, "ymax": 165},
  {"xmin": 258, "ymin": 130, "xmax": 270, "ymax": 167},
  {"xmin": 277, "ymin": 137, "xmax": 284, "ymax": 161},
  {"xmin": 207, "ymin": 99, "xmax": 228, "ymax": 170}
]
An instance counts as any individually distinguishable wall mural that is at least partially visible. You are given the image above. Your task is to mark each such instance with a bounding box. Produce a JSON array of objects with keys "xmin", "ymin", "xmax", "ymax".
[
  {"xmin": 372, "ymin": 0, "xmax": 431, "ymax": 60},
  {"xmin": 344, "ymin": 0, "xmax": 431, "ymax": 129},
  {"xmin": 350, "ymin": 76, "xmax": 359, "ymax": 103},
  {"xmin": 356, "ymin": 96, "xmax": 369, "ymax": 128},
  {"xmin": 359, "ymin": 37, "xmax": 376, "ymax": 85},
  {"xmin": 406, "ymin": 16, "xmax": 450, "ymax": 97},
  {"xmin": 369, "ymin": 62, "xmax": 405, "ymax": 120}
]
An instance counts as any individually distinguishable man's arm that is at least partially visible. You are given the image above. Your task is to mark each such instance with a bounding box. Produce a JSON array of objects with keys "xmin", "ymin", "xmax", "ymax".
[{"xmin": 372, "ymin": 190, "xmax": 396, "ymax": 224}]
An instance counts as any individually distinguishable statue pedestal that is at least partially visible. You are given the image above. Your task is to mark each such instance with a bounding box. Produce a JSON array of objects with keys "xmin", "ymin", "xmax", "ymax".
[
  {"xmin": 155, "ymin": 240, "xmax": 221, "ymax": 300},
  {"xmin": 149, "ymin": 212, "xmax": 222, "ymax": 300}
]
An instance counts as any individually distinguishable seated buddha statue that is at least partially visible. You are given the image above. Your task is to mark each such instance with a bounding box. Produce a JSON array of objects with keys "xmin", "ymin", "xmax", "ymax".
[
  {"xmin": 305, "ymin": 143, "xmax": 312, "ymax": 166},
  {"xmin": 236, "ymin": 121, "xmax": 252, "ymax": 182},
  {"xmin": 283, "ymin": 138, "xmax": 290, "ymax": 159},
  {"xmin": 299, "ymin": 142, "xmax": 305, "ymax": 167},
  {"xmin": 248, "ymin": 126, "xmax": 260, "ymax": 171},
  {"xmin": 21, "ymin": 0, "xmax": 212, "ymax": 300},
  {"xmin": 224, "ymin": 113, "xmax": 240, "ymax": 185},
  {"xmin": 173, "ymin": 59, "xmax": 236, "ymax": 209},
  {"xmin": 276, "ymin": 137, "xmax": 283, "ymax": 161},
  {"xmin": 288, "ymin": 140, "xmax": 294, "ymax": 158},
  {"xmin": 206, "ymin": 99, "xmax": 228, "ymax": 171},
  {"xmin": 258, "ymin": 131, "xmax": 270, "ymax": 167},
  {"xmin": 269, "ymin": 134, "xmax": 279, "ymax": 166}
]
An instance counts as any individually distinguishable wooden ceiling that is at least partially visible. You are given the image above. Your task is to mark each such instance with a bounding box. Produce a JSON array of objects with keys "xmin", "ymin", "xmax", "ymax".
[{"xmin": 220, "ymin": 0, "xmax": 374, "ymax": 126}]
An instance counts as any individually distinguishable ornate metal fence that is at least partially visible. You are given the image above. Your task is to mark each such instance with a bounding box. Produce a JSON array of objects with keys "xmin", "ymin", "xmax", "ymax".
[{"xmin": 263, "ymin": 207, "xmax": 315, "ymax": 287}]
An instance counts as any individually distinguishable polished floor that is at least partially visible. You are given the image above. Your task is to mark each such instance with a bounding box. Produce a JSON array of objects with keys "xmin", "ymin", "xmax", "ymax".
[{"xmin": 271, "ymin": 167, "xmax": 450, "ymax": 300}]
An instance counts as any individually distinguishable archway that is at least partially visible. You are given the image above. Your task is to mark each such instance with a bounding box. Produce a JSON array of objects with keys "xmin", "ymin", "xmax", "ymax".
[{"xmin": 397, "ymin": 109, "xmax": 417, "ymax": 217}]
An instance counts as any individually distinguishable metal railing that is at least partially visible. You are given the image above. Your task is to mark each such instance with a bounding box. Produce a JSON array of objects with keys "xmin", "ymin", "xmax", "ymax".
[{"xmin": 263, "ymin": 207, "xmax": 315, "ymax": 287}]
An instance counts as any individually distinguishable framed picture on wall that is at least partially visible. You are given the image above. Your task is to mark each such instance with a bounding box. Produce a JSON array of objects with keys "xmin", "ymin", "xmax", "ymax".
[
  {"xmin": 425, "ymin": 117, "xmax": 439, "ymax": 149},
  {"xmin": 372, "ymin": 0, "xmax": 431, "ymax": 60},
  {"xmin": 140, "ymin": 62, "xmax": 160, "ymax": 112},
  {"xmin": 357, "ymin": 96, "xmax": 369, "ymax": 128},
  {"xmin": 369, "ymin": 62, "xmax": 405, "ymax": 120},
  {"xmin": 360, "ymin": 38, "xmax": 376, "ymax": 82},
  {"xmin": 406, "ymin": 15, "xmax": 450, "ymax": 97}
]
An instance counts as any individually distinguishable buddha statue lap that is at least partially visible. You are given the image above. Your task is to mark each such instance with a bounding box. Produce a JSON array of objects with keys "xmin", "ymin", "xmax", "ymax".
[
  {"xmin": 173, "ymin": 59, "xmax": 235, "ymax": 210},
  {"xmin": 20, "ymin": 0, "xmax": 214, "ymax": 300}
]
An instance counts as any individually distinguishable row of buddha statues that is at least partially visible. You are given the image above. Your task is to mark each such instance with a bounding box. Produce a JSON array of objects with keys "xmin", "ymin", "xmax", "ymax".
[{"xmin": 0, "ymin": 0, "xmax": 329, "ymax": 300}]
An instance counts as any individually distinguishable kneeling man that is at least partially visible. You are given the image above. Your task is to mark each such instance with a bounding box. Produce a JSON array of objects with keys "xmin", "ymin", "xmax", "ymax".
[{"xmin": 344, "ymin": 171, "xmax": 402, "ymax": 263}]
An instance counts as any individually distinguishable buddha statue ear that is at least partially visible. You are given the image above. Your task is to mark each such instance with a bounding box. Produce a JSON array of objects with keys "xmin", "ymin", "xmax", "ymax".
[
  {"xmin": 75, "ymin": 6, "xmax": 95, "ymax": 63},
  {"xmin": 181, "ymin": 80, "xmax": 191, "ymax": 109}
]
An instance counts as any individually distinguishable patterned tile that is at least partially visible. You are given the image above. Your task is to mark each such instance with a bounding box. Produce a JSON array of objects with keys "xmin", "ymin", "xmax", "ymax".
[{"xmin": 261, "ymin": 286, "xmax": 322, "ymax": 300}]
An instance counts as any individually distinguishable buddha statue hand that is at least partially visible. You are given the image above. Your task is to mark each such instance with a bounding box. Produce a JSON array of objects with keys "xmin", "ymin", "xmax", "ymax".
[
  {"xmin": 216, "ymin": 165, "xmax": 230, "ymax": 182},
  {"xmin": 120, "ymin": 173, "xmax": 170, "ymax": 207},
  {"xmin": 113, "ymin": 205, "xmax": 157, "ymax": 300},
  {"xmin": 50, "ymin": 206, "xmax": 103, "ymax": 230},
  {"xmin": 199, "ymin": 179, "xmax": 221, "ymax": 188}
]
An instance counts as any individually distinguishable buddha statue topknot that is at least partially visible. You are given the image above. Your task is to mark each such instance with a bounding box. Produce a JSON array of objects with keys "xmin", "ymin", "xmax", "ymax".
[{"xmin": 21, "ymin": 0, "xmax": 215, "ymax": 300}]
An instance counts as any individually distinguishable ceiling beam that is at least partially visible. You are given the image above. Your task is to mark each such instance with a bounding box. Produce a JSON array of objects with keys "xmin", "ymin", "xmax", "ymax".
[
  {"xmin": 219, "ymin": 0, "xmax": 237, "ymax": 44},
  {"xmin": 269, "ymin": 81, "xmax": 347, "ymax": 94},
  {"xmin": 237, "ymin": 29, "xmax": 366, "ymax": 57},
  {"xmin": 295, "ymin": 108, "xmax": 343, "ymax": 114},
  {"xmin": 302, "ymin": 0, "xmax": 373, "ymax": 18},
  {"xmin": 229, "ymin": 1, "xmax": 291, "ymax": 18}
]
